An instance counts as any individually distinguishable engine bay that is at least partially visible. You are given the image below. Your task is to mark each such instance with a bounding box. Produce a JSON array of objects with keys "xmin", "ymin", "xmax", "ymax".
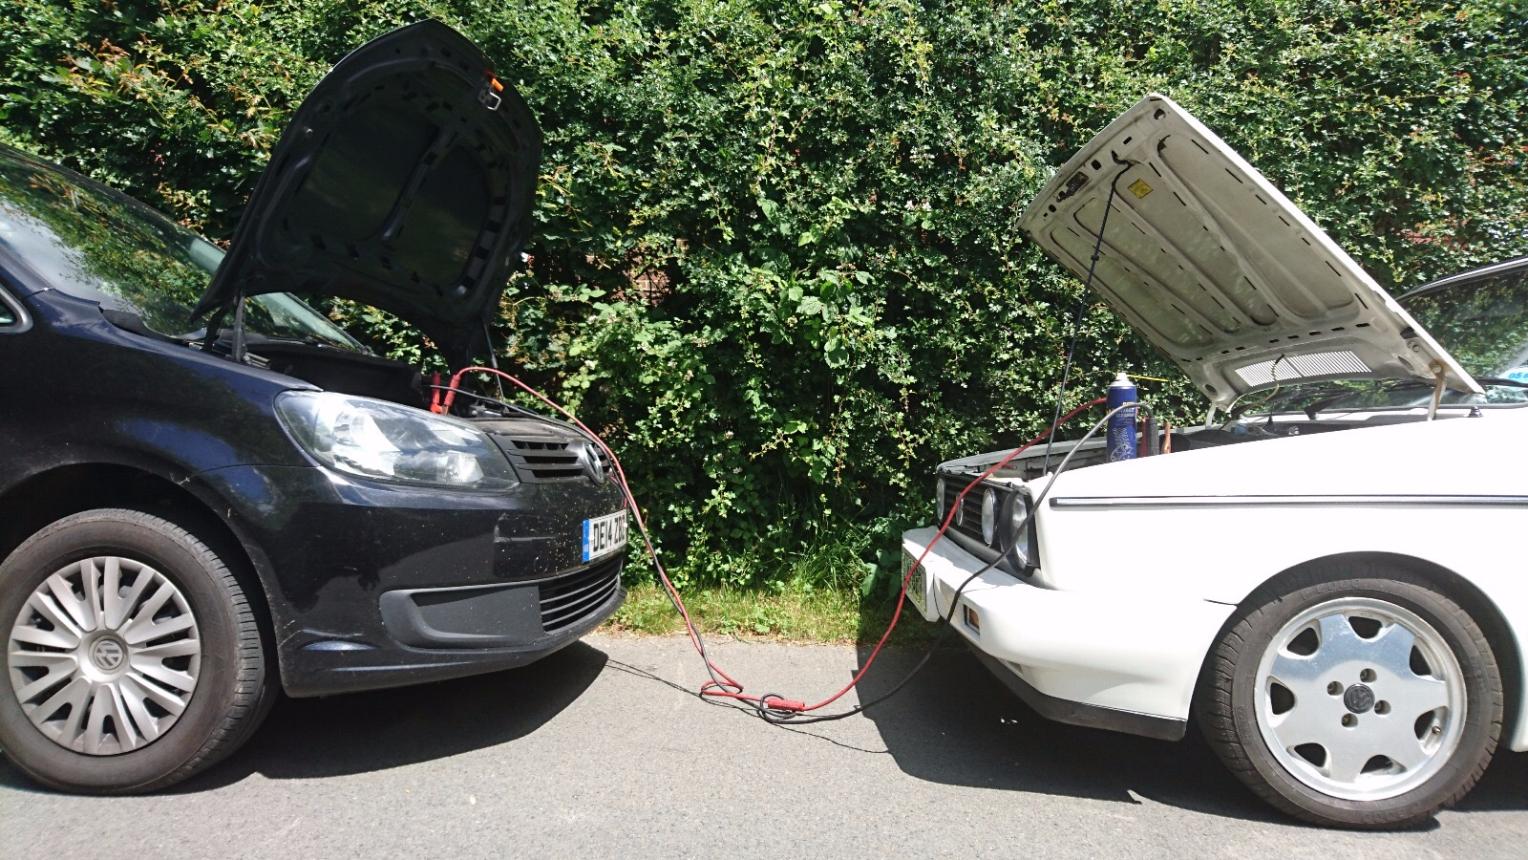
[
  {"xmin": 989, "ymin": 412, "xmax": 1452, "ymax": 482},
  {"xmin": 249, "ymin": 340, "xmax": 428, "ymax": 408}
]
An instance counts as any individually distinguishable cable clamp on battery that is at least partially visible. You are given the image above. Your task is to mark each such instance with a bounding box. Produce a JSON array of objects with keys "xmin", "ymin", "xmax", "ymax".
[{"xmin": 478, "ymin": 76, "xmax": 503, "ymax": 111}]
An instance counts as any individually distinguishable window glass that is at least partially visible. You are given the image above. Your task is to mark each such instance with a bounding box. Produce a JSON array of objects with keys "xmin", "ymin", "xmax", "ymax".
[
  {"xmin": 0, "ymin": 149, "xmax": 363, "ymax": 350},
  {"xmin": 1402, "ymin": 266, "xmax": 1528, "ymax": 385}
]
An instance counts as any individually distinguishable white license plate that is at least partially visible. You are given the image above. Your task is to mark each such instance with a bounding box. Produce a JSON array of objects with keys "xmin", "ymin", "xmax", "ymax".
[
  {"xmin": 582, "ymin": 511, "xmax": 628, "ymax": 562},
  {"xmin": 904, "ymin": 551, "xmax": 927, "ymax": 614}
]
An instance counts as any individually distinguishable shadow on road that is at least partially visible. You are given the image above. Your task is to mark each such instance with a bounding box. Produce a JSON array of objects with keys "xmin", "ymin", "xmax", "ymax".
[
  {"xmin": 1456, "ymin": 746, "xmax": 1528, "ymax": 812},
  {"xmin": 178, "ymin": 641, "xmax": 609, "ymax": 789},
  {"xmin": 853, "ymin": 643, "xmax": 1526, "ymax": 825},
  {"xmin": 0, "ymin": 640, "xmax": 608, "ymax": 793}
]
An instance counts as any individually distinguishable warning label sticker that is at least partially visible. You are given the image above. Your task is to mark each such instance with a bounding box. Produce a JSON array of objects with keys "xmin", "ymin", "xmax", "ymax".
[{"xmin": 1128, "ymin": 178, "xmax": 1153, "ymax": 199}]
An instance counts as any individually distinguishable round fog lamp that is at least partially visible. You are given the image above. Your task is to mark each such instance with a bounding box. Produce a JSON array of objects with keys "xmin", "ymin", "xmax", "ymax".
[{"xmin": 981, "ymin": 488, "xmax": 998, "ymax": 544}]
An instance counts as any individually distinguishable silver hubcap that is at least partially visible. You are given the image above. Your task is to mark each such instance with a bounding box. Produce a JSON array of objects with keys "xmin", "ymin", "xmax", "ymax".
[
  {"xmin": 1255, "ymin": 597, "xmax": 1464, "ymax": 801},
  {"xmin": 7, "ymin": 557, "xmax": 201, "ymax": 755}
]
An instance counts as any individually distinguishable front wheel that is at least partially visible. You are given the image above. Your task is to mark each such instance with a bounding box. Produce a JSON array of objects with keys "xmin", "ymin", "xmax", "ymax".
[
  {"xmin": 0, "ymin": 509, "xmax": 270, "ymax": 792},
  {"xmin": 1198, "ymin": 564, "xmax": 1503, "ymax": 828}
]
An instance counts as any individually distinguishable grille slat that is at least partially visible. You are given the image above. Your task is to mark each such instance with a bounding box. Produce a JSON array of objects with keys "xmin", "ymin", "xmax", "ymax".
[
  {"xmin": 940, "ymin": 478, "xmax": 1005, "ymax": 544},
  {"xmin": 542, "ymin": 577, "xmax": 620, "ymax": 627},
  {"xmin": 541, "ymin": 568, "xmax": 622, "ymax": 611},
  {"xmin": 539, "ymin": 558, "xmax": 622, "ymax": 632},
  {"xmin": 488, "ymin": 432, "xmax": 613, "ymax": 483},
  {"xmin": 542, "ymin": 579, "xmax": 619, "ymax": 630}
]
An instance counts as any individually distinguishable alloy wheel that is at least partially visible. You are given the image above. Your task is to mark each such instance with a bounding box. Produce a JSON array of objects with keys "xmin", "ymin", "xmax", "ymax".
[{"xmin": 1253, "ymin": 596, "xmax": 1465, "ymax": 801}]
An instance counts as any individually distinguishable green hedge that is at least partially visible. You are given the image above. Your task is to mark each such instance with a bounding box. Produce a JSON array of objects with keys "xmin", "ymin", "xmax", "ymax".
[{"xmin": 3, "ymin": 0, "xmax": 1524, "ymax": 591}]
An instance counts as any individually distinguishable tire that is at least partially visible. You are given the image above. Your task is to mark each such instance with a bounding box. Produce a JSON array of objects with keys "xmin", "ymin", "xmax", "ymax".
[
  {"xmin": 0, "ymin": 509, "xmax": 271, "ymax": 793},
  {"xmin": 1198, "ymin": 562, "xmax": 1503, "ymax": 829}
]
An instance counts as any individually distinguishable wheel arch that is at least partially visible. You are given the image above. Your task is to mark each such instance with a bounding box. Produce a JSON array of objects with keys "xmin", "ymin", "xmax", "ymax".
[
  {"xmin": 0, "ymin": 462, "xmax": 279, "ymax": 662},
  {"xmin": 1198, "ymin": 550, "xmax": 1523, "ymax": 747}
]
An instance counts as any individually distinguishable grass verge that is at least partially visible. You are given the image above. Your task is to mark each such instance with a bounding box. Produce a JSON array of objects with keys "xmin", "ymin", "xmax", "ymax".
[{"xmin": 604, "ymin": 581, "xmax": 941, "ymax": 646}]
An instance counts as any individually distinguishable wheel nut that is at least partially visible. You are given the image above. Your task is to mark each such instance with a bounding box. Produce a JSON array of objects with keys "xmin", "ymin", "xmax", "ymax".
[
  {"xmin": 1374, "ymin": 701, "xmax": 1390, "ymax": 715},
  {"xmin": 1342, "ymin": 714, "xmax": 1357, "ymax": 727},
  {"xmin": 1327, "ymin": 681, "xmax": 1342, "ymax": 695},
  {"xmin": 1360, "ymin": 668, "xmax": 1376, "ymax": 682}
]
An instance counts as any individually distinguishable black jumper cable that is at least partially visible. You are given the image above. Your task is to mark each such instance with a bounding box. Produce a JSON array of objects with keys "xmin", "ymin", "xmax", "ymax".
[{"xmin": 432, "ymin": 155, "xmax": 1139, "ymax": 723}]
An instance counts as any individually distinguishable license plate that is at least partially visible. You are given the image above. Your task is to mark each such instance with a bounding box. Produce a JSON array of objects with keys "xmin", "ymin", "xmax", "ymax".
[
  {"xmin": 904, "ymin": 551, "xmax": 927, "ymax": 614},
  {"xmin": 582, "ymin": 511, "xmax": 628, "ymax": 562}
]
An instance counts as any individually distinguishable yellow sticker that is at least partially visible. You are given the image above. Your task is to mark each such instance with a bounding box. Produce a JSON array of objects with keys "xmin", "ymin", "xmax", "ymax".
[{"xmin": 1128, "ymin": 178, "xmax": 1153, "ymax": 199}]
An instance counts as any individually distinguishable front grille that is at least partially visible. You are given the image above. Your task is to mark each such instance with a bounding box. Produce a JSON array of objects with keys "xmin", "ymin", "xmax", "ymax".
[
  {"xmin": 940, "ymin": 478, "xmax": 991, "ymax": 544},
  {"xmin": 489, "ymin": 433, "xmax": 613, "ymax": 483},
  {"xmin": 539, "ymin": 558, "xmax": 622, "ymax": 632},
  {"xmin": 937, "ymin": 474, "xmax": 1036, "ymax": 577}
]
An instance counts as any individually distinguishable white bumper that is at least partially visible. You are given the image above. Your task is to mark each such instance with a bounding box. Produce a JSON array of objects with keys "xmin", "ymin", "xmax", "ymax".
[{"xmin": 901, "ymin": 526, "xmax": 1234, "ymax": 728}]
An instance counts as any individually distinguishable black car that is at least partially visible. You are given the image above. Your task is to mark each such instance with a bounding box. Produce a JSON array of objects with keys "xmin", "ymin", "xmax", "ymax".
[{"xmin": 0, "ymin": 22, "xmax": 627, "ymax": 792}]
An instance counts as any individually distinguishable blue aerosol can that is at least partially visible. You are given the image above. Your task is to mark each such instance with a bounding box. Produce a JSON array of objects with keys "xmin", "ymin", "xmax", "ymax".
[{"xmin": 1106, "ymin": 371, "xmax": 1138, "ymax": 462}]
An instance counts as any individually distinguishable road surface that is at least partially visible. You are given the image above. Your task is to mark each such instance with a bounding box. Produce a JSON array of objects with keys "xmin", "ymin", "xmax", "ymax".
[{"xmin": 2, "ymin": 634, "xmax": 1523, "ymax": 858}]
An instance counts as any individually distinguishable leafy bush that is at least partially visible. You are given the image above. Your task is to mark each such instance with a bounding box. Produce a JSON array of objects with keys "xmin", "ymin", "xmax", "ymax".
[{"xmin": 4, "ymin": 0, "xmax": 1524, "ymax": 589}]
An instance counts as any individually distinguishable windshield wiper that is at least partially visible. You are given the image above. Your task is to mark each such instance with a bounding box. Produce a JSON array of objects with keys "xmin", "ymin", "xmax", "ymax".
[
  {"xmin": 1469, "ymin": 376, "xmax": 1528, "ymax": 389},
  {"xmin": 1362, "ymin": 376, "xmax": 1528, "ymax": 391},
  {"xmin": 1300, "ymin": 385, "xmax": 1373, "ymax": 420},
  {"xmin": 1301, "ymin": 375, "xmax": 1528, "ymax": 418},
  {"xmin": 201, "ymin": 327, "xmax": 341, "ymax": 349},
  {"xmin": 1224, "ymin": 381, "xmax": 1348, "ymax": 422}
]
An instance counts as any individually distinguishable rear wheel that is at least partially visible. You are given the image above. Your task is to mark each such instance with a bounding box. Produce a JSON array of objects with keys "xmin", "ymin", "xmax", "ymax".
[
  {"xmin": 1198, "ymin": 564, "xmax": 1502, "ymax": 828},
  {"xmin": 0, "ymin": 509, "xmax": 270, "ymax": 792}
]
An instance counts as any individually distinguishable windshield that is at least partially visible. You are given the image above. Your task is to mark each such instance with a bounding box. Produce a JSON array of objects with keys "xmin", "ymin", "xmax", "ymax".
[
  {"xmin": 1248, "ymin": 261, "xmax": 1528, "ymax": 414},
  {"xmin": 0, "ymin": 148, "xmax": 363, "ymax": 351},
  {"xmin": 1403, "ymin": 263, "xmax": 1528, "ymax": 383}
]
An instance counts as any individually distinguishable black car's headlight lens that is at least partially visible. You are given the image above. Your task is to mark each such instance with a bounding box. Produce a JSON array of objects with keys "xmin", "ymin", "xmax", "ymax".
[
  {"xmin": 275, "ymin": 392, "xmax": 517, "ymax": 490},
  {"xmin": 980, "ymin": 488, "xmax": 998, "ymax": 544},
  {"xmin": 935, "ymin": 476, "xmax": 947, "ymax": 521}
]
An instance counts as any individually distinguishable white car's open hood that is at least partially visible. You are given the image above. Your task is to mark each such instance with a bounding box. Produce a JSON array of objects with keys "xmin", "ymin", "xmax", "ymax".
[{"xmin": 1020, "ymin": 94, "xmax": 1480, "ymax": 408}]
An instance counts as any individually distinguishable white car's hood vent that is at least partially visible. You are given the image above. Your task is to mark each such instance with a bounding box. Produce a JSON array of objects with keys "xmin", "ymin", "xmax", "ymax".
[{"xmin": 1020, "ymin": 94, "xmax": 1480, "ymax": 408}]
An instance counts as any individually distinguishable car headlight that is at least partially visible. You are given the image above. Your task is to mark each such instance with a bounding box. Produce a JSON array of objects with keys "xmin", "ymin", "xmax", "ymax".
[
  {"xmin": 980, "ymin": 488, "xmax": 998, "ymax": 545},
  {"xmin": 935, "ymin": 476, "xmax": 947, "ymax": 521},
  {"xmin": 275, "ymin": 391, "xmax": 517, "ymax": 490},
  {"xmin": 1003, "ymin": 491, "xmax": 1033, "ymax": 566}
]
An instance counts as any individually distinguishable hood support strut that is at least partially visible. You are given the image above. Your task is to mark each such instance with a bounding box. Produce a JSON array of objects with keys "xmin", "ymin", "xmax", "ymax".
[{"xmin": 1426, "ymin": 365, "xmax": 1447, "ymax": 421}]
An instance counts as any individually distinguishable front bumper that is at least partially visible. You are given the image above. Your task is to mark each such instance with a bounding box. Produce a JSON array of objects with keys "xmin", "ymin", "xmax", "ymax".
[
  {"xmin": 293, "ymin": 566, "xmax": 625, "ymax": 696},
  {"xmin": 901, "ymin": 526, "xmax": 1233, "ymax": 738},
  {"xmin": 195, "ymin": 463, "xmax": 628, "ymax": 696}
]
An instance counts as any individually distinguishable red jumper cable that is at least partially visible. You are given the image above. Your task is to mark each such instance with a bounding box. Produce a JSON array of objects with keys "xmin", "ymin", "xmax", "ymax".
[{"xmin": 438, "ymin": 365, "xmax": 1104, "ymax": 718}]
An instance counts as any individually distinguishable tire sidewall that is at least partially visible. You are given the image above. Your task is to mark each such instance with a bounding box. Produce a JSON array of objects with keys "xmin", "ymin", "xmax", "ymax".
[
  {"xmin": 1228, "ymin": 576, "xmax": 1500, "ymax": 824},
  {"xmin": 0, "ymin": 511, "xmax": 248, "ymax": 792}
]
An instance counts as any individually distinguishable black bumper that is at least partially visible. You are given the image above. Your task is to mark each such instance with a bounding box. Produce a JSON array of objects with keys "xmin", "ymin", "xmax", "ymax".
[
  {"xmin": 194, "ymin": 463, "xmax": 628, "ymax": 697},
  {"xmin": 292, "ymin": 572, "xmax": 625, "ymax": 696}
]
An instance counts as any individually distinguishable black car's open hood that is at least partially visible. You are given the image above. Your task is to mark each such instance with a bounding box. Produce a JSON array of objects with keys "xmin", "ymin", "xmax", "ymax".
[{"xmin": 194, "ymin": 20, "xmax": 541, "ymax": 367}]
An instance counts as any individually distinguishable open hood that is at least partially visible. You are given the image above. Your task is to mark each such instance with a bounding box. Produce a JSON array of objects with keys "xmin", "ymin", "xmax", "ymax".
[
  {"xmin": 194, "ymin": 20, "xmax": 541, "ymax": 368},
  {"xmin": 1020, "ymin": 94, "xmax": 1480, "ymax": 408}
]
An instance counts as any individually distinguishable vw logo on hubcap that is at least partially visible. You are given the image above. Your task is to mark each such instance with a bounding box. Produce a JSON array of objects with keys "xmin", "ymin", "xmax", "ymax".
[
  {"xmin": 91, "ymin": 637, "xmax": 125, "ymax": 671},
  {"xmin": 1343, "ymin": 683, "xmax": 1376, "ymax": 714}
]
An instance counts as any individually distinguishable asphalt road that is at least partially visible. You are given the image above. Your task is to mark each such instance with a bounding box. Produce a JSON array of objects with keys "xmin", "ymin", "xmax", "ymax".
[{"xmin": 2, "ymin": 634, "xmax": 1524, "ymax": 858}]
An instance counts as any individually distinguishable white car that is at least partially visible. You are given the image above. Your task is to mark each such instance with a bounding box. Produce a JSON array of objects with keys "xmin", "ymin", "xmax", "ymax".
[{"xmin": 901, "ymin": 94, "xmax": 1526, "ymax": 829}]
